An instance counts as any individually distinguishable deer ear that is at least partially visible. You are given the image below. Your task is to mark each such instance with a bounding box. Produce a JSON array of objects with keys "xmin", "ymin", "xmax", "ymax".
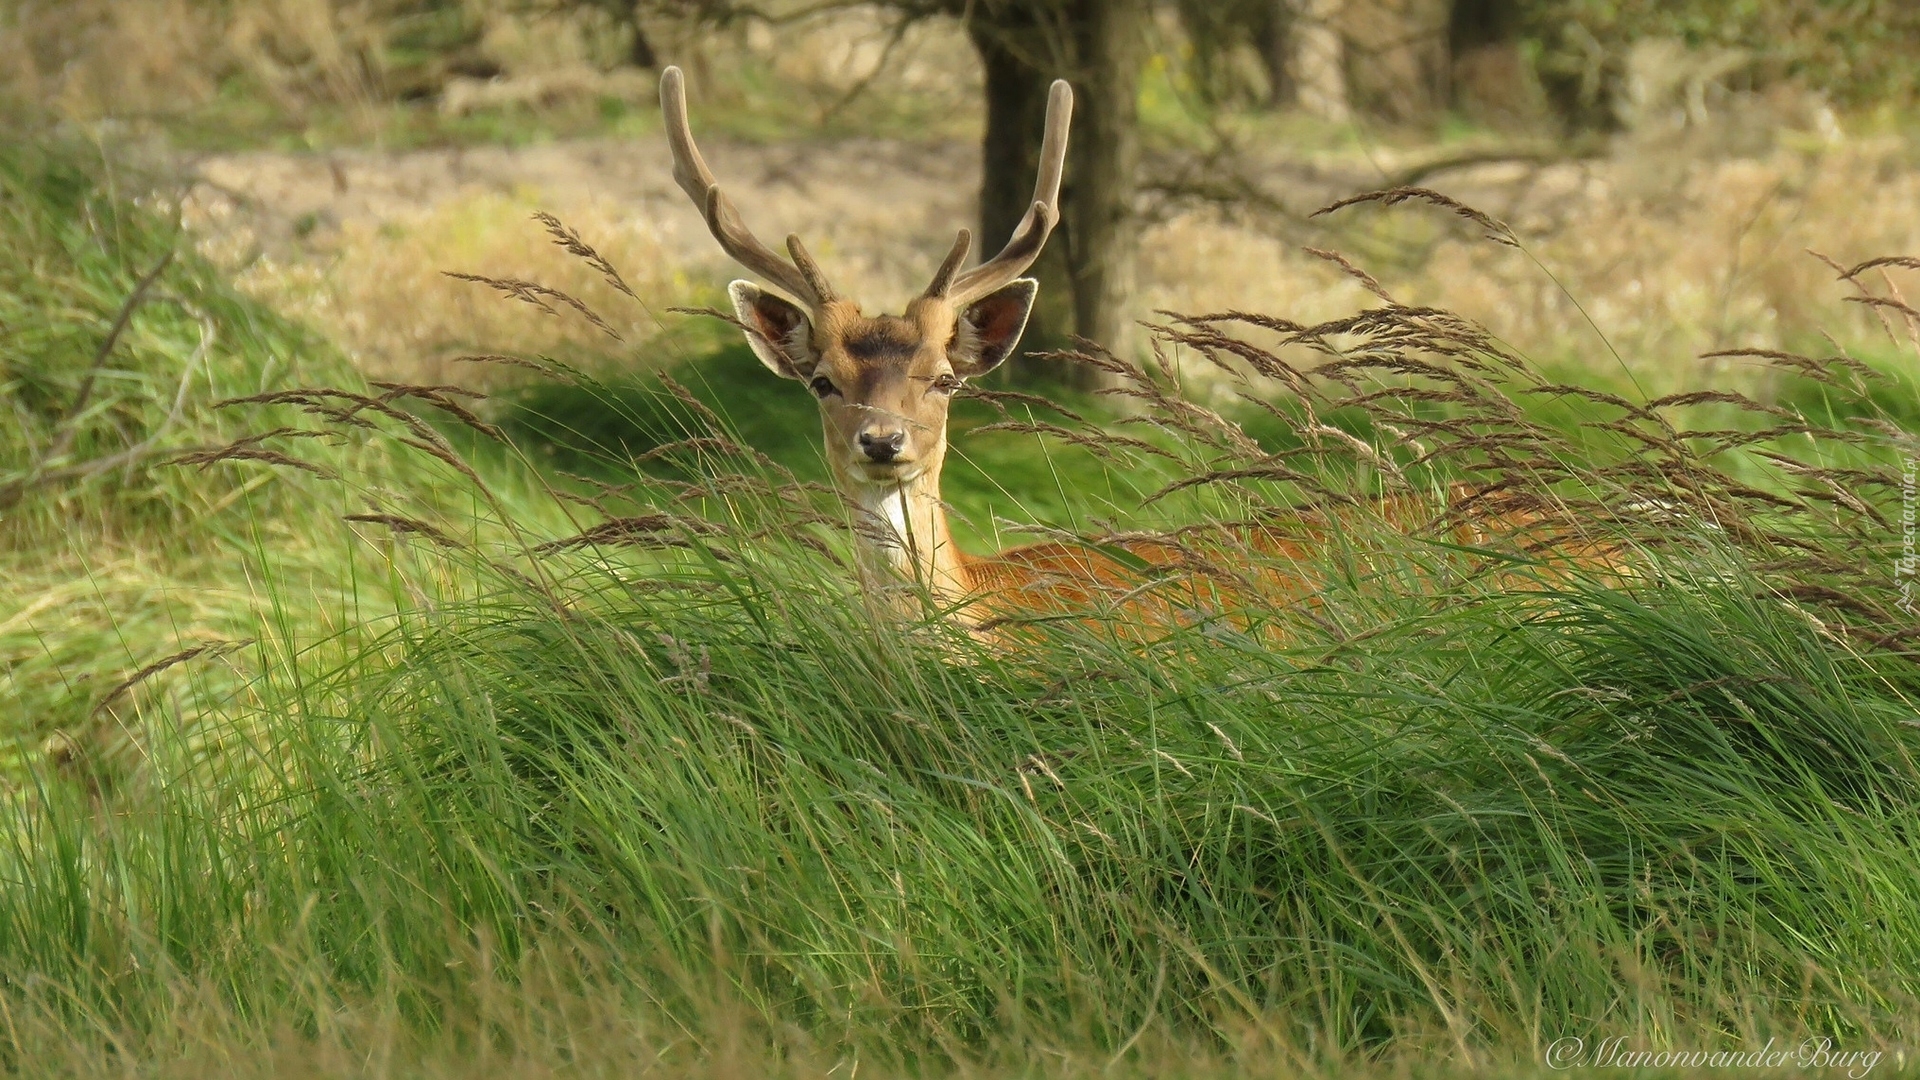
[
  {"xmin": 729, "ymin": 281, "xmax": 816, "ymax": 380},
  {"xmin": 951, "ymin": 278, "xmax": 1037, "ymax": 378}
]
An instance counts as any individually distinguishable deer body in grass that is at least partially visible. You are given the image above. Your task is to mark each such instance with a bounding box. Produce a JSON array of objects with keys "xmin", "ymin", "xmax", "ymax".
[{"xmin": 659, "ymin": 67, "xmax": 1573, "ymax": 630}]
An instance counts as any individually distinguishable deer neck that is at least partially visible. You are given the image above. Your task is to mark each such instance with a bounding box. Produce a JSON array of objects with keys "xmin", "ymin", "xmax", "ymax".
[{"xmin": 831, "ymin": 453, "xmax": 971, "ymax": 608}]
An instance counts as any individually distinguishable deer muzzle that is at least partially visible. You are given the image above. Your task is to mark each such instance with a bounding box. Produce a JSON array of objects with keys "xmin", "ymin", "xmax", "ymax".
[{"xmin": 858, "ymin": 430, "xmax": 907, "ymax": 464}]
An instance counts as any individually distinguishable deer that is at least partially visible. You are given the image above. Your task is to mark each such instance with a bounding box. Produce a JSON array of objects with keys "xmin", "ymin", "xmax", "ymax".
[{"xmin": 658, "ymin": 66, "xmax": 1599, "ymax": 636}]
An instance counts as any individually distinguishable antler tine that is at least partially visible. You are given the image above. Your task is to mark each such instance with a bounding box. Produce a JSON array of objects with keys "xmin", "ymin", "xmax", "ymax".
[
  {"xmin": 660, "ymin": 66, "xmax": 824, "ymax": 308},
  {"xmin": 922, "ymin": 229, "xmax": 972, "ymax": 299},
  {"xmin": 786, "ymin": 234, "xmax": 838, "ymax": 304},
  {"xmin": 949, "ymin": 79, "xmax": 1073, "ymax": 307}
]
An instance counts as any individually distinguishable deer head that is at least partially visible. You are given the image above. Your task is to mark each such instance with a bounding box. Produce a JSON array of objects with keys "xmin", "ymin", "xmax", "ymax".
[{"xmin": 659, "ymin": 66, "xmax": 1072, "ymax": 500}]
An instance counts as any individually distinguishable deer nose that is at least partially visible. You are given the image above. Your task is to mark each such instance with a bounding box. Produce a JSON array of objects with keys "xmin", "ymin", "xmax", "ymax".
[{"xmin": 858, "ymin": 430, "xmax": 906, "ymax": 463}]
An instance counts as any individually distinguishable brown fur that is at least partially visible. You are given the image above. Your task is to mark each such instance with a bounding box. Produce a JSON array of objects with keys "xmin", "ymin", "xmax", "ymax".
[{"xmin": 952, "ymin": 488, "xmax": 1609, "ymax": 637}]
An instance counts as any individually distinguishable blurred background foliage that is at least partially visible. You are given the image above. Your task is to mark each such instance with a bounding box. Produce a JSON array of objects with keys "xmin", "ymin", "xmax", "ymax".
[
  {"xmin": 3, "ymin": 0, "xmax": 1910, "ymax": 134},
  {"xmin": 1529, "ymin": 0, "xmax": 1920, "ymax": 114}
]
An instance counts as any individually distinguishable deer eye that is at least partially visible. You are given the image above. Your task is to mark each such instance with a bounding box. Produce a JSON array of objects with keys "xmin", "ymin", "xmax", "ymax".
[
  {"xmin": 809, "ymin": 376, "xmax": 840, "ymax": 399},
  {"xmin": 930, "ymin": 373, "xmax": 960, "ymax": 395}
]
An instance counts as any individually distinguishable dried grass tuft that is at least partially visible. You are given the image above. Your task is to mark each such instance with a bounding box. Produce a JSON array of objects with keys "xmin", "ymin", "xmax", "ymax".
[
  {"xmin": 443, "ymin": 272, "xmax": 623, "ymax": 342},
  {"xmin": 92, "ymin": 639, "xmax": 250, "ymax": 719},
  {"xmin": 1313, "ymin": 186, "xmax": 1519, "ymax": 247},
  {"xmin": 343, "ymin": 513, "xmax": 463, "ymax": 550}
]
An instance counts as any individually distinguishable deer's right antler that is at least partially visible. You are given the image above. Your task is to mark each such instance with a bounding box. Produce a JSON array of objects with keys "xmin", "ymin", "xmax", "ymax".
[
  {"xmin": 930, "ymin": 78, "xmax": 1074, "ymax": 308},
  {"xmin": 661, "ymin": 66, "xmax": 834, "ymax": 309}
]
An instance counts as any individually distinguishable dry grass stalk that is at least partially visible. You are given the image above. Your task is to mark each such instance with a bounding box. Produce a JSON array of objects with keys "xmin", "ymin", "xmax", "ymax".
[
  {"xmin": 535, "ymin": 212, "xmax": 640, "ymax": 303},
  {"xmin": 452, "ymin": 354, "xmax": 572, "ymax": 380},
  {"xmin": 1302, "ymin": 248, "xmax": 1396, "ymax": 303},
  {"xmin": 92, "ymin": 639, "xmax": 250, "ymax": 719},
  {"xmin": 443, "ymin": 272, "xmax": 623, "ymax": 342},
  {"xmin": 369, "ymin": 381, "xmax": 504, "ymax": 441},
  {"xmin": 536, "ymin": 514, "xmax": 728, "ymax": 555},
  {"xmin": 1312, "ymin": 187, "xmax": 1519, "ymax": 247},
  {"xmin": 168, "ymin": 445, "xmax": 342, "ymax": 480},
  {"xmin": 954, "ymin": 387, "xmax": 1088, "ymax": 424},
  {"xmin": 342, "ymin": 513, "xmax": 463, "ymax": 550}
]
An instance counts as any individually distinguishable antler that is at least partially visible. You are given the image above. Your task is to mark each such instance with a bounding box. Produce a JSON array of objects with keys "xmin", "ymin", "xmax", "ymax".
[
  {"xmin": 930, "ymin": 78, "xmax": 1074, "ymax": 308},
  {"xmin": 923, "ymin": 229, "xmax": 972, "ymax": 298},
  {"xmin": 661, "ymin": 66, "xmax": 832, "ymax": 309}
]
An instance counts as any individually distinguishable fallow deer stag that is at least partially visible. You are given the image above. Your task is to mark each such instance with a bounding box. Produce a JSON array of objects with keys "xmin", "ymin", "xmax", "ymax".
[{"xmin": 660, "ymin": 66, "xmax": 1582, "ymax": 632}]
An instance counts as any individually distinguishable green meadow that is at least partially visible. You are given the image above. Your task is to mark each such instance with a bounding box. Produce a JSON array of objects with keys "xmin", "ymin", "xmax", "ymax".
[{"xmin": 4, "ymin": 122, "xmax": 1920, "ymax": 1080}]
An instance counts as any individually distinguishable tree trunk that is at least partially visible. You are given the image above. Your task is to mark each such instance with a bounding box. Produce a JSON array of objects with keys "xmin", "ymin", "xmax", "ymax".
[
  {"xmin": 1287, "ymin": 0, "xmax": 1350, "ymax": 122},
  {"xmin": 971, "ymin": 16, "xmax": 1075, "ymax": 372},
  {"xmin": 966, "ymin": 0, "xmax": 1147, "ymax": 387},
  {"xmin": 628, "ymin": 3, "xmax": 659, "ymax": 69},
  {"xmin": 1449, "ymin": 0, "xmax": 1547, "ymax": 129},
  {"xmin": 1252, "ymin": 1, "xmax": 1297, "ymax": 108},
  {"xmin": 1064, "ymin": 0, "xmax": 1143, "ymax": 371},
  {"xmin": 1337, "ymin": 0, "xmax": 1451, "ymax": 122}
]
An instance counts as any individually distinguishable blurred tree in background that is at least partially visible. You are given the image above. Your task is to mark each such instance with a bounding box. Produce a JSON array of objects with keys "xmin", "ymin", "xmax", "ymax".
[{"xmin": 950, "ymin": 0, "xmax": 1151, "ymax": 382}]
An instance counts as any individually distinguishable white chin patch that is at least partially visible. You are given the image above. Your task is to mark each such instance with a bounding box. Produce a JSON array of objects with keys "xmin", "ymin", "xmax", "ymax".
[{"xmin": 856, "ymin": 485, "xmax": 913, "ymax": 548}]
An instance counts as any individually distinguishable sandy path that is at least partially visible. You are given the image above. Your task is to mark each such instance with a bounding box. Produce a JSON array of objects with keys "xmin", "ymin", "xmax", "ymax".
[
  {"xmin": 176, "ymin": 128, "xmax": 1920, "ymax": 390},
  {"xmin": 186, "ymin": 135, "xmax": 990, "ymax": 312}
]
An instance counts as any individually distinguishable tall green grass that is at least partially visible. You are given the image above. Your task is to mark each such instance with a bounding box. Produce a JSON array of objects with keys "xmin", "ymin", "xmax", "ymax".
[
  {"xmin": 3, "ymin": 142, "xmax": 1919, "ymax": 1078},
  {"xmin": 0, "ymin": 137, "xmax": 558, "ymax": 787},
  {"xmin": 0, "ymin": 137, "xmax": 348, "ymax": 767}
]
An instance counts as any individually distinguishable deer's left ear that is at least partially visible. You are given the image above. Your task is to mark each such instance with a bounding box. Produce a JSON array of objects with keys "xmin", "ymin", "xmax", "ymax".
[{"xmin": 951, "ymin": 278, "xmax": 1037, "ymax": 378}]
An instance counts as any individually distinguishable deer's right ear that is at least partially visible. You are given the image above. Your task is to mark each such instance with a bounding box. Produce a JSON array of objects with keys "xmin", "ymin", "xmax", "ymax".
[{"xmin": 729, "ymin": 281, "xmax": 816, "ymax": 381}]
